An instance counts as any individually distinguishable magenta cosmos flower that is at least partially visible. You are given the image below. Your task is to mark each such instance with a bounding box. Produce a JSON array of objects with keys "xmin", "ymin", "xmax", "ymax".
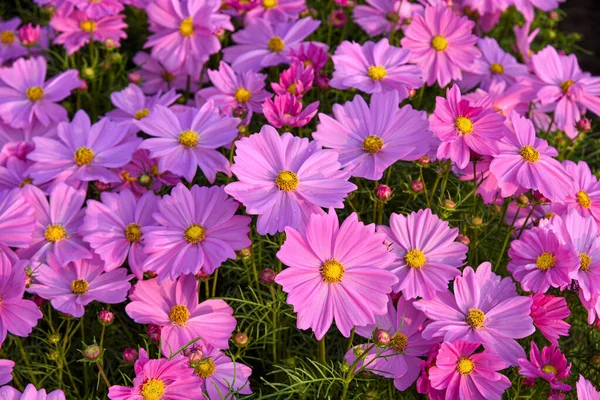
[
  {"xmin": 133, "ymin": 51, "xmax": 192, "ymax": 95},
  {"xmin": 0, "ymin": 187, "xmax": 36, "ymax": 248},
  {"xmin": 353, "ymin": 0, "xmax": 420, "ymax": 38},
  {"xmin": 0, "ymin": 17, "xmax": 27, "ymax": 63},
  {"xmin": 262, "ymin": 93, "xmax": 319, "ymax": 128},
  {"xmin": 378, "ymin": 208, "xmax": 468, "ymax": 299},
  {"xmin": 113, "ymin": 149, "xmax": 180, "ymax": 198},
  {"xmin": 222, "ymin": 17, "xmax": 321, "ymax": 72},
  {"xmin": 28, "ymin": 255, "xmax": 132, "ymax": 318},
  {"xmin": 135, "ymin": 104, "xmax": 239, "ymax": 183},
  {"xmin": 0, "ymin": 252, "xmax": 43, "ymax": 348},
  {"xmin": 577, "ymin": 375, "xmax": 600, "ymax": 400},
  {"xmin": 142, "ymin": 184, "xmax": 251, "ymax": 282},
  {"xmin": 80, "ymin": 190, "xmax": 159, "ymax": 278},
  {"xmin": 314, "ymin": 91, "xmax": 435, "ymax": 180},
  {"xmin": 225, "ymin": 125, "xmax": 357, "ymax": 235},
  {"xmin": 287, "ymin": 42, "xmax": 329, "ymax": 73},
  {"xmin": 0, "ymin": 359, "xmax": 14, "ymax": 385},
  {"xmin": 489, "ymin": 112, "xmax": 573, "ymax": 202},
  {"xmin": 513, "ymin": 20, "xmax": 539, "ymax": 68},
  {"xmin": 27, "ymin": 110, "xmax": 141, "ymax": 185},
  {"xmin": 430, "ymin": 84, "xmax": 505, "ymax": 169},
  {"xmin": 276, "ymin": 209, "xmax": 397, "ymax": 339},
  {"xmin": 145, "ymin": 0, "xmax": 232, "ymax": 75},
  {"xmin": 108, "ymin": 348, "xmax": 204, "ymax": 400},
  {"xmin": 415, "ymin": 262, "xmax": 535, "ymax": 365},
  {"xmin": 330, "ymin": 39, "xmax": 422, "ymax": 99},
  {"xmin": 69, "ymin": 0, "xmax": 125, "ymax": 18},
  {"xmin": 530, "ymin": 293, "xmax": 570, "ymax": 346},
  {"xmin": 272, "ymin": 61, "xmax": 314, "ymax": 98},
  {"xmin": 126, "ymin": 275, "xmax": 237, "ymax": 355},
  {"xmin": 518, "ymin": 341, "xmax": 571, "ymax": 391},
  {"xmin": 0, "ymin": 384, "xmax": 65, "ymax": 400},
  {"xmin": 556, "ymin": 160, "xmax": 600, "ymax": 226},
  {"xmin": 401, "ymin": 4, "xmax": 480, "ymax": 87},
  {"xmin": 245, "ymin": 0, "xmax": 305, "ymax": 23},
  {"xmin": 455, "ymin": 157, "xmax": 501, "ymax": 205},
  {"xmin": 193, "ymin": 346, "xmax": 253, "ymax": 399},
  {"xmin": 429, "ymin": 341, "xmax": 510, "ymax": 400},
  {"xmin": 0, "ymin": 57, "xmax": 79, "ymax": 129}
]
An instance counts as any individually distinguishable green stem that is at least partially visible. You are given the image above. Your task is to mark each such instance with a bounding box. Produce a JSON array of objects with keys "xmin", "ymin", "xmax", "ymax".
[
  {"xmin": 211, "ymin": 269, "xmax": 219, "ymax": 298},
  {"xmin": 420, "ymin": 166, "xmax": 430, "ymax": 208},
  {"xmin": 97, "ymin": 362, "xmax": 111, "ymax": 388},
  {"xmin": 494, "ymin": 204, "xmax": 520, "ymax": 270},
  {"xmin": 517, "ymin": 203, "xmax": 539, "ymax": 239},
  {"xmin": 269, "ymin": 286, "xmax": 278, "ymax": 365},
  {"xmin": 318, "ymin": 337, "xmax": 326, "ymax": 365}
]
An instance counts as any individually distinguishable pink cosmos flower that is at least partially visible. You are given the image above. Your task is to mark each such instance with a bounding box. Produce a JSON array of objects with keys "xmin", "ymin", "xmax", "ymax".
[
  {"xmin": 0, "ymin": 57, "xmax": 79, "ymax": 129},
  {"xmin": 556, "ymin": 160, "xmax": 600, "ymax": 226},
  {"xmin": 489, "ymin": 112, "xmax": 573, "ymax": 202},
  {"xmin": 287, "ymin": 42, "xmax": 329, "ymax": 73},
  {"xmin": 330, "ymin": 39, "xmax": 422, "ymax": 98},
  {"xmin": 69, "ymin": 0, "xmax": 125, "ymax": 18},
  {"xmin": 51, "ymin": 10, "xmax": 127, "ymax": 55},
  {"xmin": 0, "ymin": 187, "xmax": 36, "ymax": 248},
  {"xmin": 0, "ymin": 359, "xmax": 14, "ymax": 385},
  {"xmin": 245, "ymin": 0, "xmax": 305, "ymax": 23},
  {"xmin": 416, "ymin": 344, "xmax": 445, "ymax": 400},
  {"xmin": 430, "ymin": 84, "xmax": 505, "ymax": 169},
  {"xmin": 272, "ymin": 61, "xmax": 314, "ymax": 98},
  {"xmin": 0, "ymin": 17, "xmax": 27, "ymax": 63},
  {"xmin": 0, "ymin": 157, "xmax": 37, "ymax": 191},
  {"xmin": 314, "ymin": 91, "xmax": 435, "ymax": 180},
  {"xmin": 113, "ymin": 149, "xmax": 180, "ymax": 198},
  {"xmin": 135, "ymin": 104, "xmax": 239, "ymax": 183},
  {"xmin": 142, "ymin": 184, "xmax": 251, "ymax": 282},
  {"xmin": 225, "ymin": 125, "xmax": 357, "ymax": 235},
  {"xmin": 415, "ymin": 262, "xmax": 535, "ymax": 366},
  {"xmin": 132, "ymin": 52, "xmax": 192, "ymax": 95},
  {"xmin": 530, "ymin": 293, "xmax": 570, "ymax": 346},
  {"xmin": 18, "ymin": 183, "xmax": 92, "ymax": 265},
  {"xmin": 262, "ymin": 93, "xmax": 319, "ymax": 128},
  {"xmin": 429, "ymin": 341, "xmax": 511, "ymax": 400},
  {"xmin": 513, "ymin": 0, "xmax": 565, "ymax": 21},
  {"xmin": 378, "ymin": 208, "xmax": 468, "ymax": 299},
  {"xmin": 518, "ymin": 341, "xmax": 571, "ymax": 391},
  {"xmin": 455, "ymin": 156, "xmax": 501, "ymax": 205},
  {"xmin": 0, "ymin": 252, "xmax": 43, "ymax": 348},
  {"xmin": 108, "ymin": 348, "xmax": 204, "ymax": 399},
  {"xmin": 507, "ymin": 225, "xmax": 579, "ymax": 293},
  {"xmin": 222, "ymin": 17, "xmax": 321, "ymax": 72},
  {"xmin": 125, "ymin": 275, "xmax": 237, "ymax": 355},
  {"xmin": 464, "ymin": 79, "xmax": 534, "ymax": 121},
  {"xmin": 401, "ymin": 5, "xmax": 480, "ymax": 87},
  {"xmin": 353, "ymin": 0, "xmax": 420, "ymax": 38},
  {"xmin": 28, "ymin": 255, "xmax": 131, "ymax": 318},
  {"xmin": 0, "ymin": 120, "xmax": 57, "ymax": 163},
  {"xmin": 576, "ymin": 375, "xmax": 600, "ymax": 400},
  {"xmin": 80, "ymin": 190, "xmax": 159, "ymax": 278},
  {"xmin": 27, "ymin": 110, "xmax": 141, "ymax": 185},
  {"xmin": 513, "ymin": 20, "xmax": 539, "ymax": 68},
  {"xmin": 193, "ymin": 346, "xmax": 253, "ymax": 399},
  {"xmin": 0, "ymin": 384, "xmax": 65, "ymax": 400},
  {"xmin": 276, "ymin": 209, "xmax": 397, "ymax": 339}
]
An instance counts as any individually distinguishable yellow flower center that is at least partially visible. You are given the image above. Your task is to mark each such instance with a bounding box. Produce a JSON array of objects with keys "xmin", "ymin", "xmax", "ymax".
[
  {"xmin": 150, "ymin": 165, "xmax": 160, "ymax": 176},
  {"xmin": 80, "ymin": 20, "xmax": 97, "ymax": 32},
  {"xmin": 321, "ymin": 259, "xmax": 345, "ymax": 283},
  {"xmin": 542, "ymin": 365, "xmax": 558, "ymax": 375},
  {"xmin": 457, "ymin": 357, "xmax": 475, "ymax": 375},
  {"xmin": 287, "ymin": 82, "xmax": 298, "ymax": 95},
  {"xmin": 184, "ymin": 224, "xmax": 206, "ymax": 243},
  {"xmin": 579, "ymin": 253, "xmax": 592, "ymax": 272},
  {"xmin": 275, "ymin": 170, "xmax": 299, "ymax": 191},
  {"xmin": 362, "ymin": 135, "xmax": 384, "ymax": 153},
  {"xmin": 74, "ymin": 147, "xmax": 95, "ymax": 166},
  {"xmin": 577, "ymin": 190, "xmax": 591, "ymax": 209},
  {"xmin": 560, "ymin": 80, "xmax": 574, "ymax": 93},
  {"xmin": 26, "ymin": 86, "xmax": 44, "ymax": 102},
  {"xmin": 71, "ymin": 279, "xmax": 89, "ymax": 295},
  {"xmin": 178, "ymin": 130, "xmax": 198, "ymax": 147},
  {"xmin": 125, "ymin": 223, "xmax": 142, "ymax": 243},
  {"xmin": 431, "ymin": 35, "xmax": 448, "ymax": 51},
  {"xmin": 45, "ymin": 225, "xmax": 67, "ymax": 242},
  {"xmin": 234, "ymin": 87, "xmax": 252, "ymax": 103},
  {"xmin": 122, "ymin": 171, "xmax": 137, "ymax": 183},
  {"xmin": 141, "ymin": 378, "xmax": 165, "ymax": 400},
  {"xmin": 179, "ymin": 17, "xmax": 194, "ymax": 37},
  {"xmin": 520, "ymin": 145, "xmax": 540, "ymax": 163},
  {"xmin": 20, "ymin": 178, "xmax": 33, "ymax": 188},
  {"xmin": 368, "ymin": 66, "xmax": 387, "ymax": 81},
  {"xmin": 390, "ymin": 333, "xmax": 408, "ymax": 352},
  {"xmin": 195, "ymin": 358, "xmax": 217, "ymax": 378},
  {"xmin": 268, "ymin": 36, "xmax": 285, "ymax": 52},
  {"xmin": 134, "ymin": 108, "xmax": 151, "ymax": 120},
  {"xmin": 455, "ymin": 116, "xmax": 474, "ymax": 135},
  {"xmin": 536, "ymin": 252, "xmax": 556, "ymax": 271},
  {"xmin": 162, "ymin": 71, "xmax": 175, "ymax": 82},
  {"xmin": 169, "ymin": 304, "xmax": 190, "ymax": 326},
  {"xmin": 0, "ymin": 31, "xmax": 15, "ymax": 45},
  {"xmin": 263, "ymin": 0, "xmax": 277, "ymax": 9},
  {"xmin": 404, "ymin": 249, "xmax": 426, "ymax": 269},
  {"xmin": 544, "ymin": 212, "xmax": 555, "ymax": 219},
  {"xmin": 490, "ymin": 63, "xmax": 504, "ymax": 74},
  {"xmin": 466, "ymin": 308, "xmax": 485, "ymax": 329}
]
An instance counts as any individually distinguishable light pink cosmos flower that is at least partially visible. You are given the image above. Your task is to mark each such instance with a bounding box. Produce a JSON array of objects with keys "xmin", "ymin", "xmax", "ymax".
[
  {"xmin": 113, "ymin": 149, "xmax": 180, "ymax": 198},
  {"xmin": 429, "ymin": 341, "xmax": 511, "ymax": 400},
  {"xmin": 0, "ymin": 187, "xmax": 36, "ymax": 248},
  {"xmin": 518, "ymin": 341, "xmax": 571, "ymax": 391},
  {"xmin": 287, "ymin": 42, "xmax": 329, "ymax": 73},
  {"xmin": 0, "ymin": 157, "xmax": 37, "ymax": 191},
  {"xmin": 245, "ymin": 0, "xmax": 305, "ymax": 23},
  {"xmin": 415, "ymin": 344, "xmax": 445, "ymax": 400},
  {"xmin": 401, "ymin": 5, "xmax": 480, "ymax": 87},
  {"xmin": 353, "ymin": 0, "xmax": 421, "ymax": 38},
  {"xmin": 272, "ymin": 61, "xmax": 314, "ymax": 98},
  {"xmin": 80, "ymin": 190, "xmax": 159, "ymax": 278},
  {"xmin": 27, "ymin": 110, "xmax": 141, "ymax": 185},
  {"xmin": 193, "ymin": 346, "xmax": 253, "ymax": 399},
  {"xmin": 0, "ymin": 120, "xmax": 58, "ymax": 163},
  {"xmin": 378, "ymin": 208, "xmax": 468, "ymax": 299},
  {"xmin": 222, "ymin": 17, "xmax": 321, "ymax": 72},
  {"xmin": 314, "ymin": 91, "xmax": 436, "ymax": 180},
  {"xmin": 430, "ymin": 84, "xmax": 505, "ymax": 169},
  {"xmin": 142, "ymin": 184, "xmax": 251, "ymax": 282},
  {"xmin": 263, "ymin": 93, "xmax": 319, "ymax": 128},
  {"xmin": 18, "ymin": 183, "xmax": 92, "ymax": 265},
  {"xmin": 555, "ymin": 160, "xmax": 600, "ymax": 226},
  {"xmin": 0, "ymin": 384, "xmax": 65, "ymax": 400},
  {"xmin": 69, "ymin": 0, "xmax": 125, "ymax": 18},
  {"xmin": 225, "ymin": 125, "xmax": 357, "ymax": 235},
  {"xmin": 126, "ymin": 275, "xmax": 237, "ymax": 355},
  {"xmin": 513, "ymin": 20, "xmax": 539, "ymax": 68},
  {"xmin": 513, "ymin": 0, "xmax": 565, "ymax": 21},
  {"xmin": 464, "ymin": 79, "xmax": 534, "ymax": 121},
  {"xmin": 276, "ymin": 209, "xmax": 397, "ymax": 339},
  {"xmin": 576, "ymin": 374, "xmax": 600, "ymax": 400},
  {"xmin": 0, "ymin": 57, "xmax": 79, "ymax": 129},
  {"xmin": 415, "ymin": 262, "xmax": 535, "ymax": 366},
  {"xmin": 132, "ymin": 52, "xmax": 193, "ymax": 95},
  {"xmin": 330, "ymin": 39, "xmax": 422, "ymax": 98},
  {"xmin": 0, "ymin": 359, "xmax": 14, "ymax": 385},
  {"xmin": 0, "ymin": 17, "xmax": 27, "ymax": 63},
  {"xmin": 530, "ymin": 293, "xmax": 570, "ymax": 346}
]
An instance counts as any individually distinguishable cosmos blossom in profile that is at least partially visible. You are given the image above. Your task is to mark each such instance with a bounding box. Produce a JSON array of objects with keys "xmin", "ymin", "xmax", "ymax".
[
  {"xmin": 0, "ymin": 384, "xmax": 66, "ymax": 400},
  {"xmin": 529, "ymin": 293, "xmax": 570, "ymax": 346},
  {"xmin": 517, "ymin": 341, "xmax": 571, "ymax": 391}
]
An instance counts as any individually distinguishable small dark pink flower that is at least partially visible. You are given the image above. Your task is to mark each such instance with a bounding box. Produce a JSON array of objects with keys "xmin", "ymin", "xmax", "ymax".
[
  {"xmin": 122, "ymin": 348, "xmax": 138, "ymax": 364},
  {"xmin": 18, "ymin": 23, "xmax": 41, "ymax": 46},
  {"xmin": 518, "ymin": 341, "xmax": 571, "ymax": 391},
  {"xmin": 272, "ymin": 61, "xmax": 314, "ymax": 99},
  {"xmin": 263, "ymin": 93, "xmax": 319, "ymax": 128},
  {"xmin": 328, "ymin": 9, "xmax": 346, "ymax": 28}
]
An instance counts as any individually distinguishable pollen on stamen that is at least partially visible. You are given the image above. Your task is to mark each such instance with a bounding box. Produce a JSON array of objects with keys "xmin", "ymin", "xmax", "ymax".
[
  {"xmin": 178, "ymin": 130, "xmax": 198, "ymax": 147},
  {"xmin": 125, "ymin": 223, "xmax": 143, "ymax": 243},
  {"xmin": 490, "ymin": 63, "xmax": 504, "ymax": 74},
  {"xmin": 26, "ymin": 86, "xmax": 44, "ymax": 102},
  {"xmin": 45, "ymin": 225, "xmax": 68, "ymax": 242},
  {"xmin": 234, "ymin": 87, "xmax": 252, "ymax": 103},
  {"xmin": 71, "ymin": 279, "xmax": 89, "ymax": 295},
  {"xmin": 368, "ymin": 66, "xmax": 387, "ymax": 81},
  {"xmin": 268, "ymin": 36, "xmax": 285, "ymax": 52},
  {"xmin": 389, "ymin": 333, "xmax": 408, "ymax": 352},
  {"xmin": 579, "ymin": 253, "xmax": 592, "ymax": 271},
  {"xmin": 184, "ymin": 224, "xmax": 206, "ymax": 243},
  {"xmin": 262, "ymin": 0, "xmax": 277, "ymax": 9},
  {"xmin": 321, "ymin": 259, "xmax": 345, "ymax": 283},
  {"xmin": 455, "ymin": 116, "xmax": 473, "ymax": 135},
  {"xmin": 536, "ymin": 252, "xmax": 556, "ymax": 271},
  {"xmin": 134, "ymin": 108, "xmax": 151, "ymax": 120},
  {"xmin": 141, "ymin": 378, "xmax": 165, "ymax": 400},
  {"xmin": 74, "ymin": 147, "xmax": 95, "ymax": 166},
  {"xmin": 542, "ymin": 365, "xmax": 558, "ymax": 375},
  {"xmin": 169, "ymin": 304, "xmax": 190, "ymax": 326},
  {"xmin": 275, "ymin": 170, "xmax": 299, "ymax": 191},
  {"xmin": 431, "ymin": 35, "xmax": 448, "ymax": 51},
  {"xmin": 457, "ymin": 357, "xmax": 475, "ymax": 375},
  {"xmin": 195, "ymin": 358, "xmax": 217, "ymax": 378},
  {"xmin": 577, "ymin": 190, "xmax": 592, "ymax": 209},
  {"xmin": 80, "ymin": 20, "xmax": 97, "ymax": 33},
  {"xmin": 520, "ymin": 145, "xmax": 540, "ymax": 163},
  {"xmin": 362, "ymin": 135, "xmax": 384, "ymax": 153},
  {"xmin": 466, "ymin": 308, "xmax": 485, "ymax": 329},
  {"xmin": 404, "ymin": 249, "xmax": 426, "ymax": 269},
  {"xmin": 179, "ymin": 17, "xmax": 194, "ymax": 37}
]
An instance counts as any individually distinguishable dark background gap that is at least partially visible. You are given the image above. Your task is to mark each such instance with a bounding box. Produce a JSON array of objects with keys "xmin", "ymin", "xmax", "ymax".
[{"xmin": 560, "ymin": 0, "xmax": 600, "ymax": 74}]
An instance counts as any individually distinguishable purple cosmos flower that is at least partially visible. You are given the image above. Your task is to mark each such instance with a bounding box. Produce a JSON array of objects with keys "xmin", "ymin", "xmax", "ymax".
[
  {"xmin": 28, "ymin": 255, "xmax": 132, "ymax": 318},
  {"xmin": 142, "ymin": 184, "xmax": 251, "ymax": 282},
  {"xmin": 0, "ymin": 120, "xmax": 57, "ymax": 164},
  {"xmin": 27, "ymin": 110, "xmax": 141, "ymax": 185},
  {"xmin": 0, "ymin": 157, "xmax": 37, "ymax": 191},
  {"xmin": 193, "ymin": 346, "xmax": 253, "ymax": 399},
  {"xmin": 555, "ymin": 160, "xmax": 600, "ymax": 226},
  {"xmin": 80, "ymin": 190, "xmax": 159, "ymax": 278},
  {"xmin": 0, "ymin": 384, "xmax": 65, "ymax": 400},
  {"xmin": 126, "ymin": 275, "xmax": 237, "ymax": 355},
  {"xmin": 222, "ymin": 17, "xmax": 321, "ymax": 72},
  {"xmin": 135, "ymin": 104, "xmax": 239, "ymax": 183},
  {"xmin": 530, "ymin": 293, "xmax": 570, "ymax": 346},
  {"xmin": 0, "ymin": 17, "xmax": 27, "ymax": 63},
  {"xmin": 287, "ymin": 42, "xmax": 329, "ymax": 73},
  {"xmin": 518, "ymin": 341, "xmax": 571, "ymax": 391},
  {"xmin": 513, "ymin": 20, "xmax": 539, "ymax": 69},
  {"xmin": 69, "ymin": 0, "xmax": 125, "ymax": 18},
  {"xmin": 401, "ymin": 4, "xmax": 480, "ymax": 87},
  {"xmin": 225, "ymin": 125, "xmax": 357, "ymax": 235},
  {"xmin": 113, "ymin": 149, "xmax": 180, "ymax": 198},
  {"xmin": 0, "ymin": 359, "xmax": 14, "ymax": 385},
  {"xmin": 314, "ymin": 91, "xmax": 435, "ymax": 180},
  {"xmin": 0, "ymin": 187, "xmax": 36, "ymax": 248},
  {"xmin": 262, "ymin": 93, "xmax": 319, "ymax": 128},
  {"xmin": 330, "ymin": 38, "xmax": 422, "ymax": 99},
  {"xmin": 576, "ymin": 374, "xmax": 600, "ymax": 399},
  {"xmin": 132, "ymin": 52, "xmax": 193, "ymax": 95},
  {"xmin": 378, "ymin": 208, "xmax": 468, "ymax": 299},
  {"xmin": 272, "ymin": 61, "xmax": 314, "ymax": 98},
  {"xmin": 276, "ymin": 209, "xmax": 397, "ymax": 339},
  {"xmin": 245, "ymin": 0, "xmax": 305, "ymax": 23},
  {"xmin": 353, "ymin": 0, "xmax": 421, "ymax": 38},
  {"xmin": 415, "ymin": 262, "xmax": 535, "ymax": 366},
  {"xmin": 513, "ymin": 0, "xmax": 565, "ymax": 21},
  {"xmin": 0, "ymin": 57, "xmax": 79, "ymax": 129}
]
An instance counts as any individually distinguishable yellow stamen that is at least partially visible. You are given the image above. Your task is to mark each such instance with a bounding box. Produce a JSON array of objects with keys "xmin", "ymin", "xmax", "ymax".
[
  {"xmin": 431, "ymin": 35, "xmax": 448, "ymax": 51},
  {"xmin": 577, "ymin": 190, "xmax": 591, "ymax": 209},
  {"xmin": 20, "ymin": 178, "xmax": 33, "ymax": 188},
  {"xmin": 457, "ymin": 358, "xmax": 475, "ymax": 375},
  {"xmin": 45, "ymin": 225, "xmax": 67, "ymax": 242},
  {"xmin": 490, "ymin": 63, "xmax": 504, "ymax": 74},
  {"xmin": 362, "ymin": 135, "xmax": 384, "ymax": 153},
  {"xmin": 287, "ymin": 82, "xmax": 297, "ymax": 95},
  {"xmin": 542, "ymin": 365, "xmax": 558, "ymax": 375},
  {"xmin": 179, "ymin": 17, "xmax": 194, "ymax": 37},
  {"xmin": 80, "ymin": 20, "xmax": 97, "ymax": 32},
  {"xmin": 71, "ymin": 279, "xmax": 89, "ymax": 295},
  {"xmin": 268, "ymin": 36, "xmax": 285, "ymax": 52},
  {"xmin": 140, "ymin": 378, "xmax": 165, "ymax": 400},
  {"xmin": 579, "ymin": 253, "xmax": 592, "ymax": 272},
  {"xmin": 234, "ymin": 87, "xmax": 252, "ymax": 103},
  {"xmin": 405, "ymin": 249, "xmax": 426, "ymax": 269},
  {"xmin": 263, "ymin": 0, "xmax": 277, "ymax": 9},
  {"xmin": 520, "ymin": 145, "xmax": 540, "ymax": 163},
  {"xmin": 125, "ymin": 223, "xmax": 142, "ymax": 243},
  {"xmin": 560, "ymin": 80, "xmax": 574, "ymax": 93},
  {"xmin": 275, "ymin": 170, "xmax": 299, "ymax": 191},
  {"xmin": 536, "ymin": 252, "xmax": 555, "ymax": 271},
  {"xmin": 466, "ymin": 308, "xmax": 485, "ymax": 329},
  {"xmin": 195, "ymin": 358, "xmax": 216, "ymax": 378},
  {"xmin": 134, "ymin": 108, "xmax": 151, "ymax": 120},
  {"xmin": 26, "ymin": 86, "xmax": 44, "ymax": 102},
  {"xmin": 74, "ymin": 147, "xmax": 95, "ymax": 166},
  {"xmin": 1, "ymin": 31, "xmax": 16, "ymax": 45},
  {"xmin": 169, "ymin": 304, "xmax": 190, "ymax": 326},
  {"xmin": 390, "ymin": 333, "xmax": 408, "ymax": 352},
  {"xmin": 455, "ymin": 116, "xmax": 474, "ymax": 135},
  {"xmin": 321, "ymin": 259, "xmax": 345, "ymax": 283},
  {"xmin": 368, "ymin": 66, "xmax": 387, "ymax": 81},
  {"xmin": 178, "ymin": 130, "xmax": 198, "ymax": 147},
  {"xmin": 184, "ymin": 224, "xmax": 206, "ymax": 243}
]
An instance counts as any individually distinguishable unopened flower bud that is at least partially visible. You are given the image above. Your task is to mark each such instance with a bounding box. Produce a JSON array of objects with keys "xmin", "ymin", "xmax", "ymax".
[
  {"xmin": 316, "ymin": 73, "xmax": 330, "ymax": 90},
  {"xmin": 195, "ymin": 270, "xmax": 211, "ymax": 281},
  {"xmin": 239, "ymin": 248, "xmax": 251, "ymax": 258},
  {"xmin": 233, "ymin": 332, "xmax": 249, "ymax": 347},
  {"xmin": 128, "ymin": 72, "xmax": 142, "ymax": 84},
  {"xmin": 18, "ymin": 23, "xmax": 41, "ymax": 46},
  {"xmin": 373, "ymin": 329, "xmax": 391, "ymax": 346},
  {"xmin": 577, "ymin": 118, "xmax": 591, "ymax": 132},
  {"xmin": 98, "ymin": 310, "xmax": 114, "ymax": 326},
  {"xmin": 78, "ymin": 80, "xmax": 88, "ymax": 92},
  {"xmin": 147, "ymin": 324, "xmax": 161, "ymax": 342},
  {"xmin": 456, "ymin": 234, "xmax": 470, "ymax": 245},
  {"xmin": 33, "ymin": 294, "xmax": 46, "ymax": 307},
  {"xmin": 517, "ymin": 195, "xmax": 530, "ymax": 206},
  {"xmin": 184, "ymin": 344, "xmax": 204, "ymax": 363},
  {"xmin": 376, "ymin": 184, "xmax": 392, "ymax": 200},
  {"xmin": 443, "ymin": 199, "xmax": 455, "ymax": 209},
  {"xmin": 592, "ymin": 355, "xmax": 600, "ymax": 365},
  {"xmin": 416, "ymin": 155, "xmax": 430, "ymax": 165},
  {"xmin": 409, "ymin": 88, "xmax": 417, "ymax": 98},
  {"xmin": 523, "ymin": 377, "xmax": 535, "ymax": 387},
  {"xmin": 260, "ymin": 268, "xmax": 276, "ymax": 285},
  {"xmin": 84, "ymin": 344, "xmax": 101, "ymax": 361},
  {"xmin": 411, "ymin": 180, "xmax": 424, "ymax": 192},
  {"xmin": 82, "ymin": 67, "xmax": 95, "ymax": 79},
  {"xmin": 49, "ymin": 333, "xmax": 61, "ymax": 343},
  {"xmin": 138, "ymin": 173, "xmax": 152, "ymax": 186},
  {"xmin": 471, "ymin": 217, "xmax": 483, "ymax": 226},
  {"xmin": 48, "ymin": 351, "xmax": 59, "ymax": 361},
  {"xmin": 548, "ymin": 10, "xmax": 559, "ymax": 20},
  {"xmin": 122, "ymin": 348, "xmax": 139, "ymax": 363},
  {"xmin": 327, "ymin": 9, "xmax": 346, "ymax": 28},
  {"xmin": 340, "ymin": 362, "xmax": 350, "ymax": 373},
  {"xmin": 94, "ymin": 181, "xmax": 111, "ymax": 191}
]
